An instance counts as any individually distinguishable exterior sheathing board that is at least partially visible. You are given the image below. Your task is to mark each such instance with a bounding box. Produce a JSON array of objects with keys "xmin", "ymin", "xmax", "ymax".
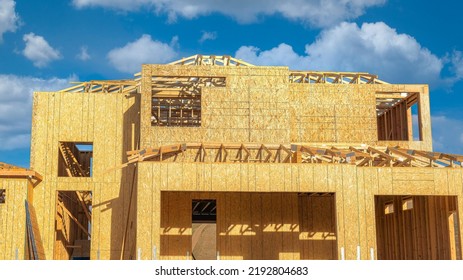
[
  {"xmin": 29, "ymin": 91, "xmax": 140, "ymax": 259},
  {"xmin": 136, "ymin": 162, "xmax": 463, "ymax": 260}
]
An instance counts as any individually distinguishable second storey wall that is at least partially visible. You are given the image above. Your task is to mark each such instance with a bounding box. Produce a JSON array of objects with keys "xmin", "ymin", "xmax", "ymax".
[{"xmin": 140, "ymin": 65, "xmax": 432, "ymax": 150}]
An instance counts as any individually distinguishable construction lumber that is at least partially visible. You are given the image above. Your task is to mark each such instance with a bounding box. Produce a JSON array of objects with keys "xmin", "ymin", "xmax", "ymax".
[
  {"xmin": 0, "ymin": 162, "xmax": 43, "ymax": 184},
  {"xmin": 57, "ymin": 201, "xmax": 91, "ymax": 238},
  {"xmin": 25, "ymin": 201, "xmax": 46, "ymax": 260}
]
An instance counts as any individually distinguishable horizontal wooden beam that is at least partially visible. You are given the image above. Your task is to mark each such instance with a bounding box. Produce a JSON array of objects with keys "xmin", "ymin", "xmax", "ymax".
[{"xmin": 0, "ymin": 170, "xmax": 43, "ymax": 182}]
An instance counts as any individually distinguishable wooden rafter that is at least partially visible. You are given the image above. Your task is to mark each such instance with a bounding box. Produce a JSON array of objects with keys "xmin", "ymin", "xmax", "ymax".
[{"xmin": 0, "ymin": 162, "xmax": 43, "ymax": 185}]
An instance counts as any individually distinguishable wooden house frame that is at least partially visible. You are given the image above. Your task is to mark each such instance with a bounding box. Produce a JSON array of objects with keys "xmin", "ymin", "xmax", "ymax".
[{"xmin": 1, "ymin": 55, "xmax": 462, "ymax": 260}]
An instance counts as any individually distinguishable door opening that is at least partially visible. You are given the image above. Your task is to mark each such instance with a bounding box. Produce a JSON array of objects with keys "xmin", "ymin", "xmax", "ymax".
[
  {"xmin": 54, "ymin": 191, "xmax": 92, "ymax": 260},
  {"xmin": 191, "ymin": 199, "xmax": 216, "ymax": 260}
]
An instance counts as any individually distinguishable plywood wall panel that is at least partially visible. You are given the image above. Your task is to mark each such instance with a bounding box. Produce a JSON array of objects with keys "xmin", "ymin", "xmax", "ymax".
[
  {"xmin": 0, "ymin": 179, "xmax": 30, "ymax": 259},
  {"xmin": 298, "ymin": 165, "xmax": 314, "ymax": 192},
  {"xmin": 136, "ymin": 164, "xmax": 153, "ymax": 259},
  {"xmin": 363, "ymin": 168, "xmax": 378, "ymax": 258},
  {"xmin": 313, "ymin": 165, "xmax": 328, "ymax": 192},
  {"xmin": 45, "ymin": 93, "xmax": 57, "ymax": 178},
  {"xmin": 356, "ymin": 168, "xmax": 368, "ymax": 258},
  {"xmin": 442, "ymin": 169, "xmax": 454, "ymax": 195},
  {"xmin": 341, "ymin": 165, "xmax": 360, "ymax": 259},
  {"xmin": 269, "ymin": 163, "xmax": 284, "ymax": 192},
  {"xmin": 29, "ymin": 91, "xmax": 140, "ymax": 259}
]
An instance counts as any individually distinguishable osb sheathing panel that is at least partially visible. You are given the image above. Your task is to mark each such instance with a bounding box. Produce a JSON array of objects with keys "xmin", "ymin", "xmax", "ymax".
[
  {"xmin": 140, "ymin": 64, "xmax": 431, "ymax": 151},
  {"xmin": 289, "ymin": 83, "xmax": 431, "ymax": 149},
  {"xmin": 141, "ymin": 65, "xmax": 290, "ymax": 148},
  {"xmin": 153, "ymin": 191, "xmax": 334, "ymax": 260},
  {"xmin": 0, "ymin": 178, "xmax": 31, "ymax": 260},
  {"xmin": 29, "ymin": 91, "xmax": 140, "ymax": 259},
  {"xmin": 136, "ymin": 162, "xmax": 463, "ymax": 260}
]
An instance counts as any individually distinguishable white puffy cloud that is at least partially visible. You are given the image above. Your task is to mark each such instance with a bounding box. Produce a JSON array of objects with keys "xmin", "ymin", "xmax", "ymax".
[
  {"xmin": 305, "ymin": 22, "xmax": 444, "ymax": 85},
  {"xmin": 77, "ymin": 45, "xmax": 91, "ymax": 61},
  {"xmin": 0, "ymin": 0, "xmax": 19, "ymax": 42},
  {"xmin": 72, "ymin": 0, "xmax": 385, "ymax": 27},
  {"xmin": 236, "ymin": 44, "xmax": 310, "ymax": 70},
  {"xmin": 0, "ymin": 75, "xmax": 77, "ymax": 150},
  {"xmin": 72, "ymin": 0, "xmax": 150, "ymax": 10},
  {"xmin": 431, "ymin": 115, "xmax": 463, "ymax": 154},
  {"xmin": 107, "ymin": 34, "xmax": 178, "ymax": 73},
  {"xmin": 235, "ymin": 22, "xmax": 461, "ymax": 87},
  {"xmin": 22, "ymin": 33, "xmax": 62, "ymax": 68},
  {"xmin": 198, "ymin": 31, "xmax": 217, "ymax": 43}
]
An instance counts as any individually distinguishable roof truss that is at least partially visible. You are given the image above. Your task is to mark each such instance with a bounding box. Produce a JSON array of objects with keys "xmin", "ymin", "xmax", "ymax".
[
  {"xmin": 55, "ymin": 55, "xmax": 389, "ymax": 93},
  {"xmin": 169, "ymin": 54, "xmax": 254, "ymax": 66},
  {"xmin": 108, "ymin": 143, "xmax": 463, "ymax": 171},
  {"xmin": 289, "ymin": 71, "xmax": 388, "ymax": 84},
  {"xmin": 60, "ymin": 80, "xmax": 138, "ymax": 93}
]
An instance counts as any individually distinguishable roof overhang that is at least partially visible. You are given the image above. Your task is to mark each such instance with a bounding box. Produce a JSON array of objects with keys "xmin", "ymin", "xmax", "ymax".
[{"xmin": 0, "ymin": 162, "xmax": 43, "ymax": 186}]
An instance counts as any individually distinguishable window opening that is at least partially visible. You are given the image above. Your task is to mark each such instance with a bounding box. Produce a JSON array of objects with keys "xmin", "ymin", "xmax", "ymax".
[
  {"xmin": 58, "ymin": 142, "xmax": 93, "ymax": 177},
  {"xmin": 151, "ymin": 76, "xmax": 225, "ymax": 127}
]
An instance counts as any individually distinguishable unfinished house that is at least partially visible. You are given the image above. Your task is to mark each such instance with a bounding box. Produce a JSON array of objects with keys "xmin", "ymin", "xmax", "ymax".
[{"xmin": 1, "ymin": 55, "xmax": 463, "ymax": 260}]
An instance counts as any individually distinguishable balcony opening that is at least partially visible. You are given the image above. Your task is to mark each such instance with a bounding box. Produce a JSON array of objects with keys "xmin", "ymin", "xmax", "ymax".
[
  {"xmin": 376, "ymin": 92, "xmax": 421, "ymax": 141},
  {"xmin": 58, "ymin": 142, "xmax": 93, "ymax": 177}
]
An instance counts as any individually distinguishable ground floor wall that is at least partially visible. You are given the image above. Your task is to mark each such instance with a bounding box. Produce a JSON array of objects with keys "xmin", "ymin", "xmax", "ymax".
[
  {"xmin": 3, "ymin": 163, "xmax": 463, "ymax": 260},
  {"xmin": 25, "ymin": 165, "xmax": 138, "ymax": 260},
  {"xmin": 159, "ymin": 191, "xmax": 336, "ymax": 260},
  {"xmin": 136, "ymin": 163, "xmax": 463, "ymax": 260},
  {"xmin": 0, "ymin": 178, "xmax": 33, "ymax": 259}
]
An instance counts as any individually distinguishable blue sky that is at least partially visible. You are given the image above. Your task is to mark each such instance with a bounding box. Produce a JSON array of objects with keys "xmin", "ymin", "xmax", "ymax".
[{"xmin": 1, "ymin": 0, "xmax": 463, "ymax": 168}]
